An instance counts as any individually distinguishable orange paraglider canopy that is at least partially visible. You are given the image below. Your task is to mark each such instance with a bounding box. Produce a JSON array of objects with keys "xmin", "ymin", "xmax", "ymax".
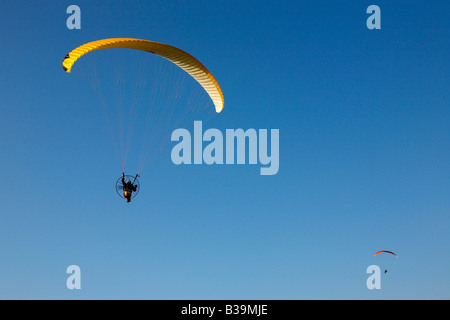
[{"xmin": 374, "ymin": 250, "xmax": 397, "ymax": 258}]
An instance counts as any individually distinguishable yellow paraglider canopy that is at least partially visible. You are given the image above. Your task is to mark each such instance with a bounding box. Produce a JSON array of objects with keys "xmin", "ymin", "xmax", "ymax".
[{"xmin": 62, "ymin": 38, "xmax": 224, "ymax": 113}]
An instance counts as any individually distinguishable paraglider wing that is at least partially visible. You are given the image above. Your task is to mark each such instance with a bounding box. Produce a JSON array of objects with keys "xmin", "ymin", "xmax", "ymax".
[
  {"xmin": 374, "ymin": 250, "xmax": 398, "ymax": 258},
  {"xmin": 62, "ymin": 38, "xmax": 224, "ymax": 113}
]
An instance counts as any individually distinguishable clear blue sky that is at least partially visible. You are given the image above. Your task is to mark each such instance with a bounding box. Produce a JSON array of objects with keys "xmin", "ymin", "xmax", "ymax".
[{"xmin": 0, "ymin": 0, "xmax": 449, "ymax": 299}]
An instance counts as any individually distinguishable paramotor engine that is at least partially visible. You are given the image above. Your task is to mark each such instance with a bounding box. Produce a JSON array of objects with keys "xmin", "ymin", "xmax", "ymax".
[{"xmin": 116, "ymin": 174, "xmax": 140, "ymax": 202}]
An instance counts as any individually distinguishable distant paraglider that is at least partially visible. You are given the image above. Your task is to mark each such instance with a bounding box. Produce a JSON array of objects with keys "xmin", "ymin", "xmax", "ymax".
[{"xmin": 374, "ymin": 250, "xmax": 397, "ymax": 274}]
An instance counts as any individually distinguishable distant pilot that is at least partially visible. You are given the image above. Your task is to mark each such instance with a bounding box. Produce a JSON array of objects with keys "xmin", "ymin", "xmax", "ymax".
[{"xmin": 122, "ymin": 173, "xmax": 138, "ymax": 203}]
